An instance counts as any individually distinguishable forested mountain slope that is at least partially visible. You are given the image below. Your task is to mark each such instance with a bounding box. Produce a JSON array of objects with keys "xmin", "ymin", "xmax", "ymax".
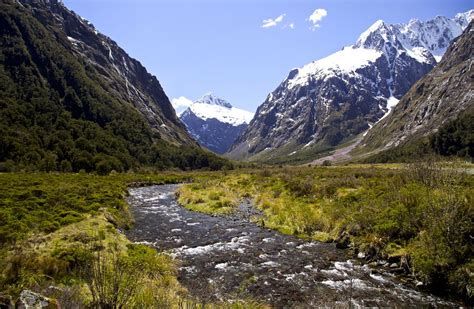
[{"xmin": 0, "ymin": 0, "xmax": 230, "ymax": 172}]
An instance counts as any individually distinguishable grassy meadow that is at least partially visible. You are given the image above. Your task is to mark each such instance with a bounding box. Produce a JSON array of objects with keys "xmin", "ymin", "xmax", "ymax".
[
  {"xmin": 0, "ymin": 172, "xmax": 267, "ymax": 308},
  {"xmin": 177, "ymin": 162, "xmax": 473, "ymax": 301},
  {"xmin": 0, "ymin": 161, "xmax": 472, "ymax": 306}
]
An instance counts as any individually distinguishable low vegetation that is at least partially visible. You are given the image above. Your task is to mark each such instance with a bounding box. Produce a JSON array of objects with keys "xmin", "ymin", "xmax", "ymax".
[
  {"xmin": 178, "ymin": 162, "xmax": 474, "ymax": 302},
  {"xmin": 364, "ymin": 107, "xmax": 473, "ymax": 164},
  {"xmin": 1, "ymin": 161, "xmax": 472, "ymax": 305},
  {"xmin": 0, "ymin": 172, "xmax": 267, "ymax": 307}
]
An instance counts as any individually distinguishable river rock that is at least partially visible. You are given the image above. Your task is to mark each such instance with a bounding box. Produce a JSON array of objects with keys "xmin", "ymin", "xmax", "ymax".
[
  {"xmin": 0, "ymin": 295, "xmax": 13, "ymax": 308},
  {"xmin": 335, "ymin": 232, "xmax": 351, "ymax": 249},
  {"xmin": 17, "ymin": 290, "xmax": 58, "ymax": 309},
  {"xmin": 377, "ymin": 260, "xmax": 388, "ymax": 266}
]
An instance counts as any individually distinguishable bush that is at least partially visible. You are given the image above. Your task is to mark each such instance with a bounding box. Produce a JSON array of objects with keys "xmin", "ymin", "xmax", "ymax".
[{"xmin": 322, "ymin": 160, "xmax": 332, "ymax": 166}]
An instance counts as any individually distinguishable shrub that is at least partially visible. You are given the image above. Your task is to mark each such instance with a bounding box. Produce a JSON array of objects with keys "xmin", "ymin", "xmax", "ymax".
[{"xmin": 322, "ymin": 160, "xmax": 332, "ymax": 166}]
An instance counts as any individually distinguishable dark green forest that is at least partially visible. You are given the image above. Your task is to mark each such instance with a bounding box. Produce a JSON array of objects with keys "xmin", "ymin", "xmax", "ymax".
[
  {"xmin": 364, "ymin": 108, "xmax": 473, "ymax": 164},
  {"xmin": 0, "ymin": 2, "xmax": 231, "ymax": 173}
]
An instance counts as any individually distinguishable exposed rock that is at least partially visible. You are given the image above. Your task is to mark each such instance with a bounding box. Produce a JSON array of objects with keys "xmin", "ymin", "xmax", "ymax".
[
  {"xmin": 16, "ymin": 0, "xmax": 195, "ymax": 146},
  {"xmin": 18, "ymin": 290, "xmax": 57, "ymax": 309},
  {"xmin": 179, "ymin": 94, "xmax": 253, "ymax": 154},
  {"xmin": 359, "ymin": 20, "xmax": 474, "ymax": 153},
  {"xmin": 335, "ymin": 232, "xmax": 351, "ymax": 249},
  {"xmin": 228, "ymin": 11, "xmax": 473, "ymax": 162}
]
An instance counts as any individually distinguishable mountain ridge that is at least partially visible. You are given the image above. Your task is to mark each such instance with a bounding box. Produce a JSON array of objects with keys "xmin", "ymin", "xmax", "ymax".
[
  {"xmin": 179, "ymin": 94, "xmax": 253, "ymax": 154},
  {"xmin": 19, "ymin": 0, "xmax": 194, "ymax": 145},
  {"xmin": 227, "ymin": 11, "xmax": 472, "ymax": 162},
  {"xmin": 356, "ymin": 20, "xmax": 474, "ymax": 159},
  {"xmin": 0, "ymin": 0, "xmax": 232, "ymax": 172}
]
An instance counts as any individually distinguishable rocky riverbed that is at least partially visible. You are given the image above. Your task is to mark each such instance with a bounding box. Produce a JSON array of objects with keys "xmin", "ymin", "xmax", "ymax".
[{"xmin": 126, "ymin": 184, "xmax": 457, "ymax": 307}]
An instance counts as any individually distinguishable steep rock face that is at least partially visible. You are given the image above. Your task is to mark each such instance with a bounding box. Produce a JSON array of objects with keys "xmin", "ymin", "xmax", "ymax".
[
  {"xmin": 228, "ymin": 11, "xmax": 472, "ymax": 161},
  {"xmin": 0, "ymin": 0, "xmax": 236, "ymax": 172},
  {"xmin": 18, "ymin": 0, "xmax": 194, "ymax": 145},
  {"xmin": 179, "ymin": 94, "xmax": 253, "ymax": 154},
  {"xmin": 359, "ymin": 21, "xmax": 474, "ymax": 152}
]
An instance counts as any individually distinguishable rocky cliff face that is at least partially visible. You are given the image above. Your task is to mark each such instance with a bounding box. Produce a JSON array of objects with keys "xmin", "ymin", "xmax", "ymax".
[
  {"xmin": 178, "ymin": 94, "xmax": 253, "ymax": 154},
  {"xmin": 358, "ymin": 20, "xmax": 474, "ymax": 152},
  {"xmin": 228, "ymin": 11, "xmax": 473, "ymax": 161},
  {"xmin": 18, "ymin": 0, "xmax": 194, "ymax": 145}
]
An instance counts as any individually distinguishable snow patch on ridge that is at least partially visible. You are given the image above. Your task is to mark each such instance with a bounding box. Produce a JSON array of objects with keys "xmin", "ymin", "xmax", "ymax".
[
  {"xmin": 380, "ymin": 96, "xmax": 400, "ymax": 121},
  {"xmin": 176, "ymin": 94, "xmax": 254, "ymax": 126},
  {"xmin": 188, "ymin": 103, "xmax": 253, "ymax": 126},
  {"xmin": 287, "ymin": 47, "xmax": 382, "ymax": 89}
]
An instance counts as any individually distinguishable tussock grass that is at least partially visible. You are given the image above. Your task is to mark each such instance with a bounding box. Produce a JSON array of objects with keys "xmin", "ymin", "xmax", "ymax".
[
  {"xmin": 0, "ymin": 172, "xmax": 267, "ymax": 307},
  {"xmin": 177, "ymin": 163, "xmax": 474, "ymax": 302}
]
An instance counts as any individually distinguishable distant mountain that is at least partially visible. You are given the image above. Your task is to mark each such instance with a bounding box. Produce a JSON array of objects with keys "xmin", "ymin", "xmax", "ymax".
[
  {"xmin": 0, "ymin": 0, "xmax": 230, "ymax": 172},
  {"xmin": 228, "ymin": 11, "xmax": 473, "ymax": 162},
  {"xmin": 358, "ymin": 20, "xmax": 474, "ymax": 159},
  {"xmin": 179, "ymin": 94, "xmax": 253, "ymax": 154}
]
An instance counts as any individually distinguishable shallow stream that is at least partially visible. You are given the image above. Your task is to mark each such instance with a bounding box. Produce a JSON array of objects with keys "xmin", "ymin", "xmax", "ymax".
[{"xmin": 126, "ymin": 184, "xmax": 456, "ymax": 307}]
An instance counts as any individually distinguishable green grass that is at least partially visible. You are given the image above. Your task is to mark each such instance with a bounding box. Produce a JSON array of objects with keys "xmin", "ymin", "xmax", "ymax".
[
  {"xmin": 0, "ymin": 172, "xmax": 194, "ymax": 245},
  {"xmin": 177, "ymin": 163, "xmax": 474, "ymax": 302},
  {"xmin": 0, "ymin": 171, "xmax": 268, "ymax": 307},
  {"xmin": 1, "ymin": 164, "xmax": 472, "ymax": 305}
]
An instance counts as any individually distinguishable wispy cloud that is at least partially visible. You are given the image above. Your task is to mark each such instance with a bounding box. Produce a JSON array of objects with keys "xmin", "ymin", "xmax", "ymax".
[
  {"xmin": 171, "ymin": 96, "xmax": 193, "ymax": 115},
  {"xmin": 283, "ymin": 22, "xmax": 295, "ymax": 30},
  {"xmin": 261, "ymin": 14, "xmax": 286, "ymax": 28},
  {"xmin": 308, "ymin": 8, "xmax": 327, "ymax": 30}
]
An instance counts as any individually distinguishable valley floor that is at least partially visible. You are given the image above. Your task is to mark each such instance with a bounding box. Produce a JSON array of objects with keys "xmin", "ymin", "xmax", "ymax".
[{"xmin": 0, "ymin": 163, "xmax": 472, "ymax": 307}]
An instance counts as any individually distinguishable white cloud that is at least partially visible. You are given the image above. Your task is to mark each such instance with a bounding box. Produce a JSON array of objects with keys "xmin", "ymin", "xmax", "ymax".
[
  {"xmin": 282, "ymin": 22, "xmax": 295, "ymax": 30},
  {"xmin": 308, "ymin": 8, "xmax": 327, "ymax": 30},
  {"xmin": 171, "ymin": 96, "xmax": 193, "ymax": 116},
  {"xmin": 262, "ymin": 14, "xmax": 286, "ymax": 28}
]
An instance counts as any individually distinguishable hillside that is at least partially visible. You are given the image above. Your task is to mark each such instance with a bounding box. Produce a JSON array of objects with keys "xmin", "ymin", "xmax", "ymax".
[
  {"xmin": 358, "ymin": 21, "xmax": 474, "ymax": 161},
  {"xmin": 228, "ymin": 11, "xmax": 472, "ymax": 163},
  {"xmin": 0, "ymin": 0, "xmax": 230, "ymax": 172}
]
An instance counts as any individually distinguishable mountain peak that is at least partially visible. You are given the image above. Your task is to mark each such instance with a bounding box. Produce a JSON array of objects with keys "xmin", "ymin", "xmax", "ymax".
[
  {"xmin": 195, "ymin": 93, "xmax": 233, "ymax": 108},
  {"xmin": 355, "ymin": 12, "xmax": 472, "ymax": 60},
  {"xmin": 455, "ymin": 10, "xmax": 474, "ymax": 27},
  {"xmin": 356, "ymin": 19, "xmax": 388, "ymax": 44}
]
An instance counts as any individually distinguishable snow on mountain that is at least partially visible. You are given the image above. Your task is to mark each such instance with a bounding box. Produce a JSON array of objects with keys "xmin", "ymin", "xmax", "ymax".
[
  {"xmin": 228, "ymin": 11, "xmax": 472, "ymax": 162},
  {"xmin": 177, "ymin": 94, "xmax": 254, "ymax": 154},
  {"xmin": 287, "ymin": 47, "xmax": 382, "ymax": 89},
  {"xmin": 194, "ymin": 93, "xmax": 233, "ymax": 108},
  {"xmin": 355, "ymin": 11, "xmax": 473, "ymax": 62},
  {"xmin": 360, "ymin": 20, "xmax": 474, "ymax": 153},
  {"xmin": 184, "ymin": 93, "xmax": 253, "ymax": 126}
]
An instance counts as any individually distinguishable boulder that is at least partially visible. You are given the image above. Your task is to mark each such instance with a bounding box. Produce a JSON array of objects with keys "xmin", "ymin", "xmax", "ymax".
[
  {"xmin": 17, "ymin": 290, "xmax": 58, "ymax": 309},
  {"xmin": 335, "ymin": 232, "xmax": 351, "ymax": 249}
]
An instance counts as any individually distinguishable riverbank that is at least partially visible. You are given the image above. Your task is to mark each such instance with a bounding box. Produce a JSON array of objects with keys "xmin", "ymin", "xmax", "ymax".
[
  {"xmin": 127, "ymin": 184, "xmax": 460, "ymax": 307},
  {"xmin": 177, "ymin": 163, "xmax": 473, "ymax": 304},
  {"xmin": 0, "ymin": 164, "xmax": 472, "ymax": 306},
  {"xmin": 0, "ymin": 172, "xmax": 267, "ymax": 307}
]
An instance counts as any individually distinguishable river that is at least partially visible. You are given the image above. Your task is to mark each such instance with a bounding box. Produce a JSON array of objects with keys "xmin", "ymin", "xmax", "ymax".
[{"xmin": 126, "ymin": 184, "xmax": 456, "ymax": 307}]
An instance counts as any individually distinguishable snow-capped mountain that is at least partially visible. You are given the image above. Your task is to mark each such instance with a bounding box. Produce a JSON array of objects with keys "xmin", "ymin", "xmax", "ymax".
[
  {"xmin": 228, "ymin": 10, "xmax": 473, "ymax": 161},
  {"xmin": 179, "ymin": 94, "xmax": 254, "ymax": 154},
  {"xmin": 359, "ymin": 20, "xmax": 474, "ymax": 153}
]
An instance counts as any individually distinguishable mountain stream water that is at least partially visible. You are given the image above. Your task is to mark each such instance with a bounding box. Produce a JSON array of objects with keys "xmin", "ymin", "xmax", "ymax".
[{"xmin": 126, "ymin": 184, "xmax": 457, "ymax": 307}]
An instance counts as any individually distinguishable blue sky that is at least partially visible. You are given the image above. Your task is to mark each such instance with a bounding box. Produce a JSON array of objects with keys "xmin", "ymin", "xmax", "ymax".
[{"xmin": 63, "ymin": 0, "xmax": 472, "ymax": 112}]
